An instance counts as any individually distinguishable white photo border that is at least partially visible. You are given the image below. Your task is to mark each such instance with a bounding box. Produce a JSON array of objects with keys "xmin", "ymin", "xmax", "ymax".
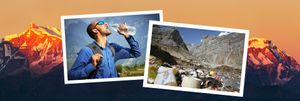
[
  {"xmin": 143, "ymin": 21, "xmax": 249, "ymax": 97},
  {"xmin": 61, "ymin": 10, "xmax": 163, "ymax": 84}
]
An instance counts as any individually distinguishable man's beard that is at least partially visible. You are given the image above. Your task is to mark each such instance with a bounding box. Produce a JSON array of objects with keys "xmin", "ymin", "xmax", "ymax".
[
  {"xmin": 99, "ymin": 29, "xmax": 111, "ymax": 36},
  {"xmin": 106, "ymin": 32, "xmax": 112, "ymax": 36}
]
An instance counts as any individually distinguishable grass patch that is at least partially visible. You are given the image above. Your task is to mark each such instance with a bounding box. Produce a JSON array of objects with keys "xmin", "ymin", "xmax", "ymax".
[
  {"xmin": 148, "ymin": 66, "xmax": 158, "ymax": 79},
  {"xmin": 116, "ymin": 64, "xmax": 145, "ymax": 77}
]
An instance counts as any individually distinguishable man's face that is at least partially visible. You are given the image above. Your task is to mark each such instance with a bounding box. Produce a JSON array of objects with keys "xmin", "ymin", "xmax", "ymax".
[{"xmin": 93, "ymin": 21, "xmax": 111, "ymax": 36}]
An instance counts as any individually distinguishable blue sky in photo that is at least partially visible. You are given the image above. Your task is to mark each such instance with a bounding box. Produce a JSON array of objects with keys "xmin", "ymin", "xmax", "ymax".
[{"xmin": 160, "ymin": 25, "xmax": 221, "ymax": 44}]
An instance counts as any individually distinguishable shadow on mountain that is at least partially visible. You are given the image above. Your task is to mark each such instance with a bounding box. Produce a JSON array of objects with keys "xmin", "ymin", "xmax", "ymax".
[{"xmin": 150, "ymin": 45, "xmax": 177, "ymax": 65}]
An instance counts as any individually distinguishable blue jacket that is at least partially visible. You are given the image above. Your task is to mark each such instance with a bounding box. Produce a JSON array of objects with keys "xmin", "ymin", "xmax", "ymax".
[{"xmin": 68, "ymin": 36, "xmax": 141, "ymax": 79}]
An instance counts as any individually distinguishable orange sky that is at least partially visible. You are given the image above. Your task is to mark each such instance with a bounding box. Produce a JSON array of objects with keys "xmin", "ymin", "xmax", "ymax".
[{"xmin": 0, "ymin": 0, "xmax": 299, "ymax": 62}]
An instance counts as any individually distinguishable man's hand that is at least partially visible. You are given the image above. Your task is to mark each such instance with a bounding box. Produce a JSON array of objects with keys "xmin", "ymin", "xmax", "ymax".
[
  {"xmin": 92, "ymin": 53, "xmax": 103, "ymax": 69},
  {"xmin": 117, "ymin": 23, "xmax": 130, "ymax": 38}
]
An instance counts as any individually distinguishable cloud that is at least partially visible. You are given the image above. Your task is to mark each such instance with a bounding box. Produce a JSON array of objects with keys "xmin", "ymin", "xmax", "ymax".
[{"xmin": 218, "ymin": 31, "xmax": 230, "ymax": 36}]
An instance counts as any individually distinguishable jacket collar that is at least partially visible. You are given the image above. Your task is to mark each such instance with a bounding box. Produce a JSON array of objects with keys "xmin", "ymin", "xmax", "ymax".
[{"xmin": 93, "ymin": 40, "xmax": 110, "ymax": 49}]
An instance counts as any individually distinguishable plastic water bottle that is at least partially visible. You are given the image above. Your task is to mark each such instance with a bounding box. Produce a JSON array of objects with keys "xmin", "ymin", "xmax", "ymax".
[{"xmin": 110, "ymin": 23, "xmax": 137, "ymax": 36}]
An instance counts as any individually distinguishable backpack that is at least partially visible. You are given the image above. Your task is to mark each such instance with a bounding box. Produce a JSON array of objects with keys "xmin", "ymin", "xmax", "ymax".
[{"xmin": 84, "ymin": 43, "xmax": 115, "ymax": 79}]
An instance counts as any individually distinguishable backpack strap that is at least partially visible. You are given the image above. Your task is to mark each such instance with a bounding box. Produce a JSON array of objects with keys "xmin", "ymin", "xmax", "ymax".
[
  {"xmin": 85, "ymin": 43, "xmax": 103, "ymax": 79},
  {"xmin": 87, "ymin": 43, "xmax": 115, "ymax": 57},
  {"xmin": 87, "ymin": 43, "xmax": 103, "ymax": 56}
]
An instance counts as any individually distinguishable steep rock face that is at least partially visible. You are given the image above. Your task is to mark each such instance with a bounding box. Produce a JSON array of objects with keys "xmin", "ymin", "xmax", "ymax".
[
  {"xmin": 151, "ymin": 26, "xmax": 195, "ymax": 65},
  {"xmin": 2, "ymin": 23, "xmax": 63, "ymax": 76},
  {"xmin": 246, "ymin": 38, "xmax": 300, "ymax": 86},
  {"xmin": 152, "ymin": 26, "xmax": 188, "ymax": 51},
  {"xmin": 188, "ymin": 33, "xmax": 245, "ymax": 68}
]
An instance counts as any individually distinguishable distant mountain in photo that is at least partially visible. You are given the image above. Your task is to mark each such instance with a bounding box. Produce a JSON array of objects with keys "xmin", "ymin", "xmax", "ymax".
[{"xmin": 188, "ymin": 33, "xmax": 245, "ymax": 69}]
